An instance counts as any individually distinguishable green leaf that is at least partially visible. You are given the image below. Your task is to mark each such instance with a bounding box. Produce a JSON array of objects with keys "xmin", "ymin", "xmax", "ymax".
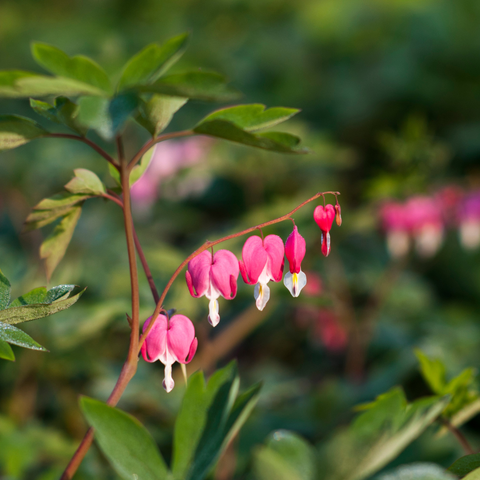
[
  {"xmin": 40, "ymin": 206, "xmax": 82, "ymax": 282},
  {"xmin": 15, "ymin": 75, "xmax": 107, "ymax": 97},
  {"xmin": 0, "ymin": 288, "xmax": 84, "ymax": 325},
  {"xmin": 65, "ymin": 169, "xmax": 106, "ymax": 195},
  {"xmin": 136, "ymin": 95, "xmax": 188, "ymax": 137},
  {"xmin": 118, "ymin": 33, "xmax": 189, "ymax": 91},
  {"xmin": 24, "ymin": 192, "xmax": 90, "ymax": 231},
  {"xmin": 0, "ymin": 323, "xmax": 47, "ymax": 351},
  {"xmin": 377, "ymin": 463, "xmax": 457, "ymax": 480},
  {"xmin": 0, "ymin": 115, "xmax": 47, "ymax": 151},
  {"xmin": 31, "ymin": 43, "xmax": 112, "ymax": 94},
  {"xmin": 0, "ymin": 70, "xmax": 38, "ymax": 97},
  {"xmin": 198, "ymin": 104, "xmax": 300, "ymax": 132},
  {"xmin": 0, "ymin": 340, "xmax": 15, "ymax": 361},
  {"xmin": 77, "ymin": 94, "xmax": 140, "ymax": 139},
  {"xmin": 254, "ymin": 431, "xmax": 315, "ymax": 480},
  {"xmin": 80, "ymin": 396, "xmax": 170, "ymax": 480},
  {"xmin": 108, "ymin": 144, "xmax": 156, "ymax": 187},
  {"xmin": 9, "ymin": 285, "xmax": 75, "ymax": 307},
  {"xmin": 30, "ymin": 97, "xmax": 87, "ymax": 135},
  {"xmin": 0, "ymin": 269, "xmax": 11, "ymax": 310},
  {"xmin": 449, "ymin": 454, "xmax": 480, "ymax": 477},
  {"xmin": 415, "ymin": 349, "xmax": 446, "ymax": 394},
  {"xmin": 193, "ymin": 120, "xmax": 307, "ymax": 153},
  {"xmin": 138, "ymin": 71, "xmax": 241, "ymax": 102},
  {"xmin": 437, "ymin": 399, "xmax": 480, "ymax": 438}
]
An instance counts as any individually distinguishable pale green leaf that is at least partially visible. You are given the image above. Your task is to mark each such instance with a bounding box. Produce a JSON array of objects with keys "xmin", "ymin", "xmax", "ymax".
[
  {"xmin": 118, "ymin": 33, "xmax": 189, "ymax": 90},
  {"xmin": 65, "ymin": 168, "xmax": 106, "ymax": 195},
  {"xmin": 0, "ymin": 70, "xmax": 38, "ymax": 97},
  {"xmin": 0, "ymin": 323, "xmax": 47, "ymax": 351},
  {"xmin": 0, "ymin": 340, "xmax": 15, "ymax": 361},
  {"xmin": 415, "ymin": 349, "xmax": 446, "ymax": 395},
  {"xmin": 377, "ymin": 463, "xmax": 457, "ymax": 480},
  {"xmin": 80, "ymin": 397, "xmax": 170, "ymax": 480},
  {"xmin": 16, "ymin": 75, "xmax": 107, "ymax": 96},
  {"xmin": 0, "ymin": 269, "xmax": 11, "ymax": 310},
  {"xmin": 0, "ymin": 115, "xmax": 47, "ymax": 151},
  {"xmin": 40, "ymin": 207, "xmax": 82, "ymax": 282}
]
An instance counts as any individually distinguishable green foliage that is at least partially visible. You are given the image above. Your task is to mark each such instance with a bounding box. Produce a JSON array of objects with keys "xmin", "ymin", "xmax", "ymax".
[
  {"xmin": 80, "ymin": 397, "xmax": 171, "ymax": 480},
  {"xmin": 0, "ymin": 269, "xmax": 11, "ymax": 310},
  {"xmin": 0, "ymin": 340, "xmax": 15, "ymax": 361},
  {"xmin": 29, "ymin": 97, "xmax": 87, "ymax": 135},
  {"xmin": 31, "ymin": 43, "xmax": 112, "ymax": 95},
  {"xmin": 0, "ymin": 323, "xmax": 47, "ymax": 352},
  {"xmin": 64, "ymin": 169, "xmax": 106, "ymax": 196},
  {"xmin": 254, "ymin": 430, "xmax": 315, "ymax": 480},
  {"xmin": 376, "ymin": 463, "xmax": 457, "ymax": 480},
  {"xmin": 40, "ymin": 206, "xmax": 82, "ymax": 282},
  {"xmin": 449, "ymin": 454, "xmax": 480, "ymax": 477},
  {"xmin": 9, "ymin": 285, "xmax": 75, "ymax": 307},
  {"xmin": 0, "ymin": 115, "xmax": 47, "ymax": 151},
  {"xmin": 117, "ymin": 33, "xmax": 189, "ymax": 91}
]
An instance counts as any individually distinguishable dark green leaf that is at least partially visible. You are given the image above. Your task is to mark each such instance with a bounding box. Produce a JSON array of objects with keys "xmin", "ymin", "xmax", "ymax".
[
  {"xmin": 77, "ymin": 94, "xmax": 139, "ymax": 139},
  {"xmin": 40, "ymin": 207, "xmax": 82, "ymax": 282},
  {"xmin": 118, "ymin": 33, "xmax": 189, "ymax": 90},
  {"xmin": 254, "ymin": 430, "xmax": 315, "ymax": 480},
  {"xmin": 377, "ymin": 463, "xmax": 457, "ymax": 480},
  {"xmin": 198, "ymin": 104, "xmax": 299, "ymax": 132},
  {"xmin": 0, "ymin": 115, "xmax": 47, "ymax": 151},
  {"xmin": 136, "ymin": 95, "xmax": 188, "ymax": 137},
  {"xmin": 0, "ymin": 269, "xmax": 11, "ymax": 310},
  {"xmin": 449, "ymin": 454, "xmax": 480, "ymax": 477},
  {"xmin": 64, "ymin": 169, "xmax": 106, "ymax": 195},
  {"xmin": 0, "ymin": 340, "xmax": 15, "ymax": 361},
  {"xmin": 415, "ymin": 349, "xmax": 446, "ymax": 395},
  {"xmin": 30, "ymin": 97, "xmax": 87, "ymax": 135},
  {"xmin": 80, "ymin": 397, "xmax": 170, "ymax": 480},
  {"xmin": 194, "ymin": 119, "xmax": 307, "ymax": 153},
  {"xmin": 0, "ymin": 323, "xmax": 47, "ymax": 351},
  {"xmin": 31, "ymin": 43, "xmax": 112, "ymax": 94},
  {"xmin": 0, "ymin": 288, "xmax": 84, "ymax": 325},
  {"xmin": 9, "ymin": 285, "xmax": 75, "ymax": 307},
  {"xmin": 138, "ymin": 71, "xmax": 241, "ymax": 102}
]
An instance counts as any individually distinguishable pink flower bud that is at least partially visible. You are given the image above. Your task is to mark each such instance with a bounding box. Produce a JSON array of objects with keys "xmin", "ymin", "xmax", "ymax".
[
  {"xmin": 186, "ymin": 249, "xmax": 239, "ymax": 327},
  {"xmin": 335, "ymin": 203, "xmax": 342, "ymax": 227},
  {"xmin": 284, "ymin": 226, "xmax": 307, "ymax": 297},
  {"xmin": 313, "ymin": 204, "xmax": 335, "ymax": 257},
  {"xmin": 239, "ymin": 235, "xmax": 285, "ymax": 311},
  {"xmin": 141, "ymin": 314, "xmax": 198, "ymax": 393}
]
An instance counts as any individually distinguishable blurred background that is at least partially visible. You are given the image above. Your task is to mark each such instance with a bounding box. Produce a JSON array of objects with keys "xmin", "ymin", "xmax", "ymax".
[{"xmin": 2, "ymin": 0, "xmax": 480, "ymax": 478}]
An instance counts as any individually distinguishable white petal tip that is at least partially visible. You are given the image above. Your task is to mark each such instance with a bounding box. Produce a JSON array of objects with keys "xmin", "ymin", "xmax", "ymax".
[
  {"xmin": 254, "ymin": 282, "xmax": 270, "ymax": 311},
  {"xmin": 208, "ymin": 298, "xmax": 220, "ymax": 327},
  {"xmin": 162, "ymin": 378, "xmax": 175, "ymax": 393}
]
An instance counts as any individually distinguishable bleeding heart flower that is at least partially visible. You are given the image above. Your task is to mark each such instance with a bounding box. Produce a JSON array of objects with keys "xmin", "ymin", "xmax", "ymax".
[
  {"xmin": 141, "ymin": 314, "xmax": 198, "ymax": 393},
  {"xmin": 284, "ymin": 225, "xmax": 307, "ymax": 297},
  {"xmin": 313, "ymin": 204, "xmax": 335, "ymax": 256},
  {"xmin": 186, "ymin": 249, "xmax": 239, "ymax": 326},
  {"xmin": 239, "ymin": 235, "xmax": 284, "ymax": 311}
]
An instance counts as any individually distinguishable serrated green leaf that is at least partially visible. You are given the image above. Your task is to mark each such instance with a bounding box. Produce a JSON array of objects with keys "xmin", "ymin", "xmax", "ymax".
[
  {"xmin": 0, "ymin": 115, "xmax": 47, "ymax": 151},
  {"xmin": 31, "ymin": 43, "xmax": 112, "ymax": 94},
  {"xmin": 40, "ymin": 207, "xmax": 82, "ymax": 282},
  {"xmin": 0, "ymin": 288, "xmax": 84, "ymax": 325},
  {"xmin": 377, "ymin": 463, "xmax": 457, "ymax": 480},
  {"xmin": 415, "ymin": 349, "xmax": 446, "ymax": 394},
  {"xmin": 77, "ymin": 93, "xmax": 139, "ymax": 139},
  {"xmin": 0, "ymin": 269, "xmax": 11, "ymax": 310},
  {"xmin": 254, "ymin": 431, "xmax": 315, "ymax": 480},
  {"xmin": 0, "ymin": 323, "xmax": 47, "ymax": 351},
  {"xmin": 198, "ymin": 104, "xmax": 300, "ymax": 132},
  {"xmin": 30, "ymin": 97, "xmax": 87, "ymax": 135},
  {"xmin": 136, "ymin": 95, "xmax": 188, "ymax": 137},
  {"xmin": 118, "ymin": 33, "xmax": 189, "ymax": 91},
  {"xmin": 193, "ymin": 119, "xmax": 307, "ymax": 153},
  {"xmin": 9, "ymin": 285, "xmax": 75, "ymax": 307},
  {"xmin": 137, "ymin": 71, "xmax": 241, "ymax": 102},
  {"xmin": 449, "ymin": 454, "xmax": 480, "ymax": 477},
  {"xmin": 80, "ymin": 397, "xmax": 170, "ymax": 480},
  {"xmin": 65, "ymin": 169, "xmax": 105, "ymax": 195},
  {"xmin": 0, "ymin": 340, "xmax": 15, "ymax": 361}
]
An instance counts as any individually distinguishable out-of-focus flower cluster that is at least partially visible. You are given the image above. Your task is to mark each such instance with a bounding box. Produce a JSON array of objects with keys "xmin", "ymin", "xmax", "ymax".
[{"xmin": 379, "ymin": 187, "xmax": 480, "ymax": 258}]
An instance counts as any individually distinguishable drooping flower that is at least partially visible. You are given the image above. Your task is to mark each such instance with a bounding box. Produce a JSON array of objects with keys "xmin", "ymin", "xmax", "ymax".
[
  {"xmin": 284, "ymin": 226, "xmax": 307, "ymax": 297},
  {"xmin": 141, "ymin": 314, "xmax": 198, "ymax": 393},
  {"xmin": 239, "ymin": 235, "xmax": 284, "ymax": 311},
  {"xmin": 458, "ymin": 191, "xmax": 480, "ymax": 249},
  {"xmin": 380, "ymin": 201, "xmax": 410, "ymax": 258},
  {"xmin": 313, "ymin": 204, "xmax": 335, "ymax": 256},
  {"xmin": 186, "ymin": 249, "xmax": 239, "ymax": 327},
  {"xmin": 315, "ymin": 309, "xmax": 347, "ymax": 352}
]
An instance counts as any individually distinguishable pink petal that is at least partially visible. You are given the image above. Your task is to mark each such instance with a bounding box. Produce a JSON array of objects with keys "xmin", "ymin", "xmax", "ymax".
[
  {"xmin": 186, "ymin": 251, "xmax": 212, "ymax": 298},
  {"xmin": 241, "ymin": 236, "xmax": 268, "ymax": 284},
  {"xmin": 184, "ymin": 337, "xmax": 198, "ymax": 363},
  {"xmin": 167, "ymin": 314, "xmax": 196, "ymax": 363},
  {"xmin": 264, "ymin": 235, "xmax": 285, "ymax": 282},
  {"xmin": 211, "ymin": 249, "xmax": 239, "ymax": 298},
  {"xmin": 141, "ymin": 315, "xmax": 168, "ymax": 362},
  {"xmin": 285, "ymin": 226, "xmax": 306, "ymax": 274},
  {"xmin": 314, "ymin": 205, "xmax": 335, "ymax": 233}
]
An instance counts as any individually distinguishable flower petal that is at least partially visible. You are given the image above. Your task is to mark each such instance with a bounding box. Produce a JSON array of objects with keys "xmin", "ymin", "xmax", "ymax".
[
  {"xmin": 186, "ymin": 251, "xmax": 212, "ymax": 298},
  {"xmin": 167, "ymin": 314, "xmax": 196, "ymax": 363},
  {"xmin": 185, "ymin": 337, "xmax": 198, "ymax": 363},
  {"xmin": 254, "ymin": 282, "xmax": 270, "ymax": 311},
  {"xmin": 241, "ymin": 236, "xmax": 268, "ymax": 284},
  {"xmin": 284, "ymin": 270, "xmax": 307, "ymax": 297},
  {"xmin": 264, "ymin": 234, "xmax": 285, "ymax": 282},
  {"xmin": 141, "ymin": 315, "xmax": 168, "ymax": 362},
  {"xmin": 208, "ymin": 298, "xmax": 220, "ymax": 327},
  {"xmin": 211, "ymin": 249, "xmax": 239, "ymax": 298},
  {"xmin": 285, "ymin": 226, "xmax": 306, "ymax": 274},
  {"xmin": 321, "ymin": 231, "xmax": 331, "ymax": 257},
  {"xmin": 163, "ymin": 362, "xmax": 175, "ymax": 392},
  {"xmin": 314, "ymin": 205, "xmax": 335, "ymax": 232}
]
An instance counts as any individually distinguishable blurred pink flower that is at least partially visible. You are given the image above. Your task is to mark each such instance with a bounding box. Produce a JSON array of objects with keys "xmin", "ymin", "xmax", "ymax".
[
  {"xmin": 458, "ymin": 191, "xmax": 480, "ymax": 249},
  {"xmin": 315, "ymin": 309, "xmax": 347, "ymax": 352},
  {"xmin": 303, "ymin": 271, "xmax": 323, "ymax": 296},
  {"xmin": 379, "ymin": 201, "xmax": 410, "ymax": 258}
]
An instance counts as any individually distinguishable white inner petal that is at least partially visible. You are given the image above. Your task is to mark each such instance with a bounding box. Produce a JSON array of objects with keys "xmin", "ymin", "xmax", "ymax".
[
  {"xmin": 257, "ymin": 263, "xmax": 273, "ymax": 284},
  {"xmin": 208, "ymin": 298, "xmax": 220, "ymax": 327},
  {"xmin": 160, "ymin": 348, "xmax": 175, "ymax": 393},
  {"xmin": 254, "ymin": 282, "xmax": 270, "ymax": 311},
  {"xmin": 284, "ymin": 270, "xmax": 307, "ymax": 297}
]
